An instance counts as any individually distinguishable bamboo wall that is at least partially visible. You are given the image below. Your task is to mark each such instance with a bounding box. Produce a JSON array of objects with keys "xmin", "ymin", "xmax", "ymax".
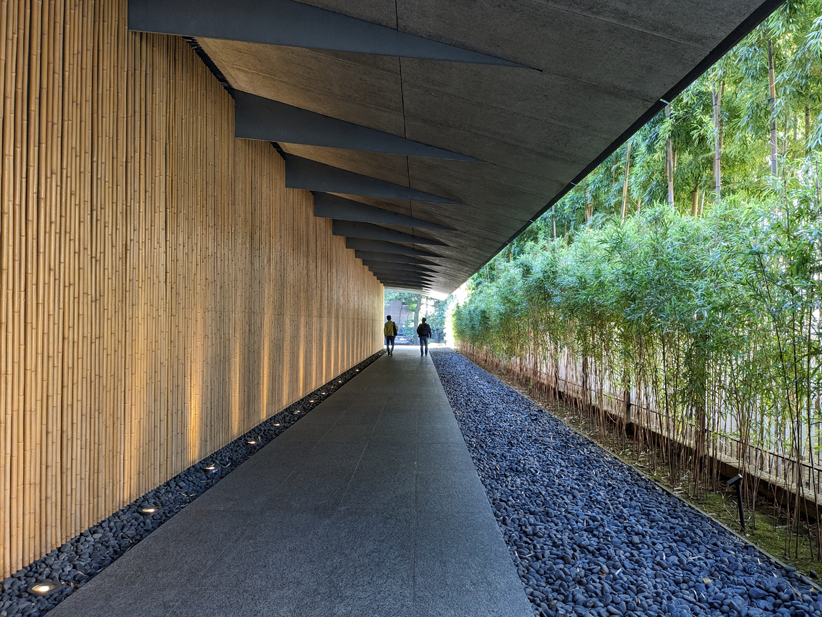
[{"xmin": 0, "ymin": 0, "xmax": 384, "ymax": 578}]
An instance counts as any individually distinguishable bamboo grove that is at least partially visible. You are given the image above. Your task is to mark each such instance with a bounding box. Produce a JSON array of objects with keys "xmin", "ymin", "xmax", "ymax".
[{"xmin": 453, "ymin": 0, "xmax": 822, "ymax": 558}]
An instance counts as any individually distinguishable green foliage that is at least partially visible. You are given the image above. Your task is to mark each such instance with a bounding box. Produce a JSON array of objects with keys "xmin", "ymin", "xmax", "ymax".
[{"xmin": 453, "ymin": 0, "xmax": 822, "ymax": 557}]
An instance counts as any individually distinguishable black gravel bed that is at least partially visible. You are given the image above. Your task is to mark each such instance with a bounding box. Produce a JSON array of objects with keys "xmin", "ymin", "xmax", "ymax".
[
  {"xmin": 429, "ymin": 349, "xmax": 822, "ymax": 617},
  {"xmin": 0, "ymin": 351, "xmax": 384, "ymax": 617}
]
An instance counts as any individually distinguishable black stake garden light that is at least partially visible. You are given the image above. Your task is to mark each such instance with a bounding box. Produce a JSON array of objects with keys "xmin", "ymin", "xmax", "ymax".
[{"xmin": 727, "ymin": 474, "xmax": 745, "ymax": 533}]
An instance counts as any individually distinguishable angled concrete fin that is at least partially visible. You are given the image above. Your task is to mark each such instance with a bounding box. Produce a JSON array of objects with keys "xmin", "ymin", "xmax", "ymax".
[
  {"xmin": 314, "ymin": 193, "xmax": 455, "ymax": 230},
  {"xmin": 369, "ymin": 266, "xmax": 434, "ymax": 279},
  {"xmin": 354, "ymin": 251, "xmax": 438, "ymax": 266},
  {"xmin": 361, "ymin": 260, "xmax": 436, "ymax": 273},
  {"xmin": 285, "ymin": 155, "xmax": 460, "ymax": 204},
  {"xmin": 380, "ymin": 283, "xmax": 427, "ymax": 291},
  {"xmin": 128, "ymin": 0, "xmax": 524, "ymax": 66},
  {"xmin": 345, "ymin": 239, "xmax": 441, "ymax": 257},
  {"xmin": 374, "ymin": 277, "xmax": 433, "ymax": 287},
  {"xmin": 234, "ymin": 92, "xmax": 478, "ymax": 162},
  {"xmin": 333, "ymin": 221, "xmax": 448, "ymax": 246}
]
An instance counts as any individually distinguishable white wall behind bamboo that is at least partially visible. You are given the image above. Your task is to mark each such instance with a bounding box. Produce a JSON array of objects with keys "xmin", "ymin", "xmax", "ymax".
[{"xmin": 0, "ymin": 0, "xmax": 385, "ymax": 578}]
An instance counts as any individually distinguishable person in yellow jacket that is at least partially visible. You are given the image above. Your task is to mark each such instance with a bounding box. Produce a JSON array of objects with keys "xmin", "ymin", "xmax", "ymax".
[{"xmin": 384, "ymin": 315, "xmax": 398, "ymax": 356}]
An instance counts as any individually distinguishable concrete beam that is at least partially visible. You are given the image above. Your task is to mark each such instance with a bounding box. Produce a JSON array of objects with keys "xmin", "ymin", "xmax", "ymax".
[
  {"xmin": 361, "ymin": 260, "xmax": 436, "ymax": 274},
  {"xmin": 370, "ymin": 266, "xmax": 434, "ymax": 278},
  {"xmin": 234, "ymin": 91, "xmax": 477, "ymax": 161},
  {"xmin": 128, "ymin": 0, "xmax": 522, "ymax": 66},
  {"xmin": 314, "ymin": 193, "xmax": 455, "ymax": 230},
  {"xmin": 354, "ymin": 251, "xmax": 438, "ymax": 266},
  {"xmin": 333, "ymin": 221, "xmax": 448, "ymax": 246},
  {"xmin": 285, "ymin": 155, "xmax": 460, "ymax": 204},
  {"xmin": 345, "ymin": 239, "xmax": 441, "ymax": 258},
  {"xmin": 369, "ymin": 268, "xmax": 434, "ymax": 281},
  {"xmin": 381, "ymin": 284, "xmax": 428, "ymax": 292}
]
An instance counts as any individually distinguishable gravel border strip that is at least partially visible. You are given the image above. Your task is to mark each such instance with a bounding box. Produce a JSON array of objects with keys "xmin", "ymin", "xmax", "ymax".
[
  {"xmin": 484, "ymin": 354, "xmax": 822, "ymax": 596},
  {"xmin": 430, "ymin": 349, "xmax": 822, "ymax": 617},
  {"xmin": 0, "ymin": 350, "xmax": 384, "ymax": 617}
]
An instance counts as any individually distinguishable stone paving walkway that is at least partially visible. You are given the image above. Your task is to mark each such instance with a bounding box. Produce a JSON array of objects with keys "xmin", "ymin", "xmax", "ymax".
[{"xmin": 49, "ymin": 346, "xmax": 532, "ymax": 617}]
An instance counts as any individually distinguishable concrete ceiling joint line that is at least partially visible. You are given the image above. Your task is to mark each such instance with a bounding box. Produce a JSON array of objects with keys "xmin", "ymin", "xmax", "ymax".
[
  {"xmin": 285, "ymin": 155, "xmax": 461, "ymax": 204},
  {"xmin": 314, "ymin": 193, "xmax": 455, "ymax": 230},
  {"xmin": 233, "ymin": 90, "xmax": 479, "ymax": 162},
  {"xmin": 127, "ymin": 0, "xmax": 525, "ymax": 66}
]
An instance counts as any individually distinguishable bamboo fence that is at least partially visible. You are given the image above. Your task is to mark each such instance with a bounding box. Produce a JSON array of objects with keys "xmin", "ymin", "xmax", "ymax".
[
  {"xmin": 460, "ymin": 342, "xmax": 822, "ymax": 507},
  {"xmin": 0, "ymin": 0, "xmax": 384, "ymax": 578}
]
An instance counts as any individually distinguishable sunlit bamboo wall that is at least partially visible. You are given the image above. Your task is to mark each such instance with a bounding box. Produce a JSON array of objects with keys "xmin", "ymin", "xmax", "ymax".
[{"xmin": 0, "ymin": 0, "xmax": 384, "ymax": 577}]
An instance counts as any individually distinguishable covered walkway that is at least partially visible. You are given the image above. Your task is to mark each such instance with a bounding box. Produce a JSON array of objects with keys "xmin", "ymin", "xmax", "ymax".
[{"xmin": 49, "ymin": 347, "xmax": 531, "ymax": 617}]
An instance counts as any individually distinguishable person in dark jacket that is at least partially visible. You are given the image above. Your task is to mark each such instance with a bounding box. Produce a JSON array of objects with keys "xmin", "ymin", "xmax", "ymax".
[{"xmin": 416, "ymin": 317, "xmax": 432, "ymax": 357}]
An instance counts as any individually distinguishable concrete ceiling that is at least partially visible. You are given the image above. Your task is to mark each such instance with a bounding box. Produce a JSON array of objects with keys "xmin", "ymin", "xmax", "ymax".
[{"xmin": 130, "ymin": 0, "xmax": 782, "ymax": 295}]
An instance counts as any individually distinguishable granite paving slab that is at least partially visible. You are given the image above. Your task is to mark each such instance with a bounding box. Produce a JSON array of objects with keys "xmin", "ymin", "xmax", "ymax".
[{"xmin": 49, "ymin": 346, "xmax": 531, "ymax": 617}]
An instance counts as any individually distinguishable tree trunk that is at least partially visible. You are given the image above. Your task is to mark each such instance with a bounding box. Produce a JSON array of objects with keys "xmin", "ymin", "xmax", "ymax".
[
  {"xmin": 666, "ymin": 105, "xmax": 675, "ymax": 205},
  {"xmin": 585, "ymin": 189, "xmax": 592, "ymax": 223},
  {"xmin": 768, "ymin": 40, "xmax": 778, "ymax": 177},
  {"xmin": 552, "ymin": 206, "xmax": 557, "ymax": 239},
  {"xmin": 806, "ymin": 104, "xmax": 811, "ymax": 155},
  {"xmin": 691, "ymin": 185, "xmax": 700, "ymax": 216},
  {"xmin": 712, "ymin": 79, "xmax": 723, "ymax": 199},
  {"xmin": 621, "ymin": 140, "xmax": 632, "ymax": 223}
]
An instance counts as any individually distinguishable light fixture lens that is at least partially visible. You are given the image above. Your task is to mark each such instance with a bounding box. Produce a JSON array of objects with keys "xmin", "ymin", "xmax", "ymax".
[
  {"xmin": 309, "ymin": 400, "xmax": 314, "ymax": 403},
  {"xmin": 139, "ymin": 507, "xmax": 157, "ymax": 514},
  {"xmin": 205, "ymin": 465, "xmax": 216, "ymax": 471},
  {"xmin": 248, "ymin": 440, "xmax": 257, "ymax": 445},
  {"xmin": 28, "ymin": 580, "xmax": 59, "ymax": 595},
  {"xmin": 273, "ymin": 423, "xmax": 281, "ymax": 427}
]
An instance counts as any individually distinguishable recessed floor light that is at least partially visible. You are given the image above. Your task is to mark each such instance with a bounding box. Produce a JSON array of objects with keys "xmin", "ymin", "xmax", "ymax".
[
  {"xmin": 204, "ymin": 465, "xmax": 217, "ymax": 472},
  {"xmin": 28, "ymin": 580, "xmax": 60, "ymax": 595},
  {"xmin": 273, "ymin": 423, "xmax": 281, "ymax": 427},
  {"xmin": 247, "ymin": 440, "xmax": 257, "ymax": 445},
  {"xmin": 139, "ymin": 507, "xmax": 158, "ymax": 515},
  {"xmin": 309, "ymin": 400, "xmax": 315, "ymax": 403}
]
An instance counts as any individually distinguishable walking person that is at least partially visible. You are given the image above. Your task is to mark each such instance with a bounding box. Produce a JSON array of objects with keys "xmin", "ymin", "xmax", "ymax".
[
  {"xmin": 417, "ymin": 317, "xmax": 432, "ymax": 356},
  {"xmin": 384, "ymin": 315, "xmax": 398, "ymax": 356}
]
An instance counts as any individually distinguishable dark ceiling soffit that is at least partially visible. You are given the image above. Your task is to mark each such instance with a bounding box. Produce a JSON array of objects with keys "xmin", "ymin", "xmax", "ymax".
[
  {"xmin": 234, "ymin": 91, "xmax": 479, "ymax": 162},
  {"xmin": 361, "ymin": 260, "xmax": 436, "ymax": 273},
  {"xmin": 285, "ymin": 155, "xmax": 460, "ymax": 204},
  {"xmin": 128, "ymin": 0, "xmax": 524, "ymax": 67},
  {"xmin": 480, "ymin": 0, "xmax": 788, "ymax": 278},
  {"xmin": 354, "ymin": 251, "xmax": 438, "ymax": 266},
  {"xmin": 314, "ymin": 193, "xmax": 455, "ymax": 231},
  {"xmin": 333, "ymin": 221, "xmax": 448, "ymax": 246},
  {"xmin": 345, "ymin": 239, "xmax": 441, "ymax": 257}
]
